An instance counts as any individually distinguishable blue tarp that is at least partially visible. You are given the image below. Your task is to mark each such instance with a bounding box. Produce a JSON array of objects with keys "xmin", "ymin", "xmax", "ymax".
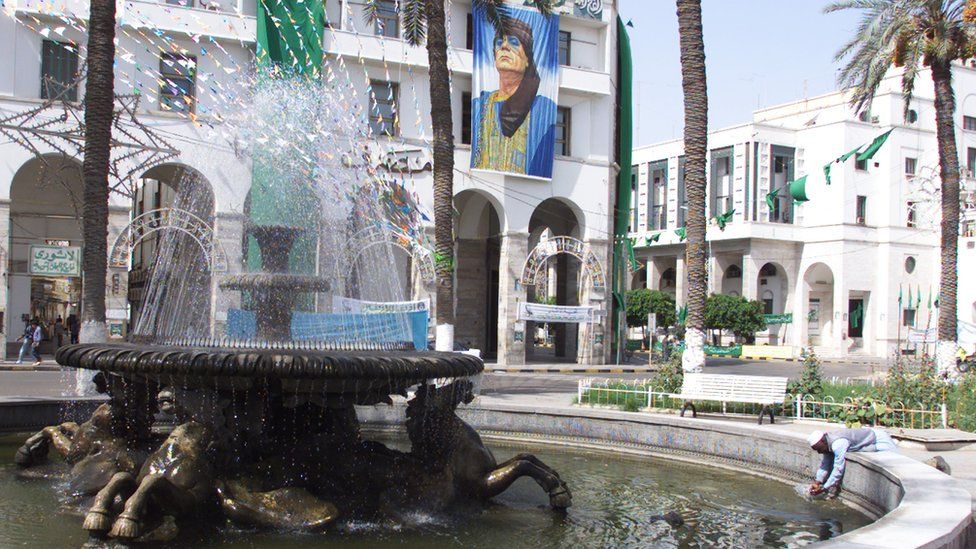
[{"xmin": 225, "ymin": 309, "xmax": 428, "ymax": 350}]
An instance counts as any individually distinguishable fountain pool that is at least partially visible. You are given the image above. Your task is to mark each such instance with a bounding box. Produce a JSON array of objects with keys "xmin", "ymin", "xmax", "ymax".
[{"xmin": 0, "ymin": 434, "xmax": 869, "ymax": 547}]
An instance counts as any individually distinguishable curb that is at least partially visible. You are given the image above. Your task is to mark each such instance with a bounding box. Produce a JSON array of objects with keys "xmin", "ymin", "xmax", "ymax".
[
  {"xmin": 724, "ymin": 356, "xmax": 883, "ymax": 366},
  {"xmin": 485, "ymin": 367, "xmax": 657, "ymax": 374},
  {"xmin": 0, "ymin": 365, "xmax": 62, "ymax": 372}
]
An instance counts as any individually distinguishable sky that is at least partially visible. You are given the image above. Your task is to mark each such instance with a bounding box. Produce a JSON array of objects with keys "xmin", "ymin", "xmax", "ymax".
[{"xmin": 618, "ymin": 1, "xmax": 864, "ymax": 147}]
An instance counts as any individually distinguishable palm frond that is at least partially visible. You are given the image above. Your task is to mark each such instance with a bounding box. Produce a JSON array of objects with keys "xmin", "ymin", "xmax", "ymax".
[
  {"xmin": 475, "ymin": 0, "xmax": 511, "ymax": 35},
  {"xmin": 363, "ymin": 0, "xmax": 379, "ymax": 24},
  {"xmin": 400, "ymin": 0, "xmax": 427, "ymax": 46}
]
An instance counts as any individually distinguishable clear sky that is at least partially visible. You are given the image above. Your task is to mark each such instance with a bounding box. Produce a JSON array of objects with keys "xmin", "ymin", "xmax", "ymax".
[{"xmin": 618, "ymin": 0, "xmax": 863, "ymax": 147}]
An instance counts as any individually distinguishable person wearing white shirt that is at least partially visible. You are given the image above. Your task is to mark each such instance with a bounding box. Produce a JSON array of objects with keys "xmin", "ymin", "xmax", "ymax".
[{"xmin": 808, "ymin": 428, "xmax": 897, "ymax": 496}]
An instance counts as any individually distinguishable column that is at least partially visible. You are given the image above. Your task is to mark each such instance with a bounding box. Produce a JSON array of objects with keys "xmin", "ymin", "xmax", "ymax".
[
  {"xmin": 741, "ymin": 255, "xmax": 758, "ymax": 300},
  {"xmin": 213, "ymin": 211, "xmax": 245, "ymax": 338},
  {"xmin": 0, "ymin": 203, "xmax": 9, "ymax": 358},
  {"xmin": 496, "ymin": 232, "xmax": 528, "ymax": 366},
  {"xmin": 833, "ymin": 278, "xmax": 848, "ymax": 356},
  {"xmin": 646, "ymin": 259, "xmax": 660, "ymax": 290},
  {"xmin": 578, "ymin": 238, "xmax": 609, "ymax": 365},
  {"xmin": 106, "ymin": 207, "xmax": 131, "ymax": 339},
  {"xmin": 675, "ymin": 256, "xmax": 687, "ymax": 307}
]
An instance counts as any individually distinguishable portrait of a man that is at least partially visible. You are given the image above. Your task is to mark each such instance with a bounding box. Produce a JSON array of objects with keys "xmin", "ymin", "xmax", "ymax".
[{"xmin": 471, "ymin": 6, "xmax": 560, "ymax": 179}]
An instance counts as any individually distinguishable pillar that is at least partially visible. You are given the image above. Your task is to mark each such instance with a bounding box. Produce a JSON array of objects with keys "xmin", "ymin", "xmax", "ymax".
[
  {"xmin": 578, "ymin": 238, "xmax": 609, "ymax": 365},
  {"xmin": 496, "ymin": 231, "xmax": 528, "ymax": 365},
  {"xmin": 675, "ymin": 255, "xmax": 687, "ymax": 307},
  {"xmin": 0, "ymin": 203, "xmax": 9, "ymax": 358},
  {"xmin": 212, "ymin": 211, "xmax": 245, "ymax": 338}
]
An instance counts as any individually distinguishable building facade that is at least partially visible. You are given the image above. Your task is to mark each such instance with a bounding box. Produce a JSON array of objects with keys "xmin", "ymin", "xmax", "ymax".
[
  {"xmin": 629, "ymin": 67, "xmax": 976, "ymax": 359},
  {"xmin": 0, "ymin": 0, "xmax": 619, "ymax": 364}
]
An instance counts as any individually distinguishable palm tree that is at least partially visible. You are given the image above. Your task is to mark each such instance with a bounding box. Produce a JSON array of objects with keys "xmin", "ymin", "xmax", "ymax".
[
  {"xmin": 675, "ymin": 0, "xmax": 708, "ymax": 373},
  {"xmin": 827, "ymin": 0, "xmax": 970, "ymax": 376},
  {"xmin": 79, "ymin": 0, "xmax": 117, "ymax": 345},
  {"xmin": 366, "ymin": 0, "xmax": 551, "ymax": 351}
]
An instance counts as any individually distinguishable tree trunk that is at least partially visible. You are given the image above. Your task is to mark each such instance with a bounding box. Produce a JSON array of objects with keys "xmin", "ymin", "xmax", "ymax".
[
  {"xmin": 425, "ymin": 0, "xmax": 456, "ymax": 351},
  {"xmin": 931, "ymin": 62, "xmax": 960, "ymax": 377},
  {"xmin": 676, "ymin": 0, "xmax": 707, "ymax": 373},
  {"xmin": 80, "ymin": 0, "xmax": 115, "ymax": 347}
]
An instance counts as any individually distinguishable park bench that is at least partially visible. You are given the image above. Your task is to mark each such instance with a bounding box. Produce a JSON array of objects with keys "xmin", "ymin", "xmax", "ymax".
[{"xmin": 669, "ymin": 373, "xmax": 788, "ymax": 425}]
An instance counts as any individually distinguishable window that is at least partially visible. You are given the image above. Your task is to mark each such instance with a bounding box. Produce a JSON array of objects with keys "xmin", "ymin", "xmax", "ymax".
[
  {"xmin": 726, "ymin": 265, "xmax": 742, "ymax": 279},
  {"xmin": 710, "ymin": 148, "xmax": 733, "ymax": 218},
  {"xmin": 762, "ymin": 290, "xmax": 775, "ymax": 315},
  {"xmin": 629, "ymin": 170, "xmax": 638, "ymax": 232},
  {"xmin": 770, "ymin": 146, "xmax": 794, "ymax": 223},
  {"xmin": 369, "ymin": 80, "xmax": 399, "ymax": 136},
  {"xmin": 678, "ymin": 156, "xmax": 687, "ymax": 227},
  {"xmin": 159, "ymin": 54, "xmax": 196, "ymax": 113},
  {"xmin": 905, "ymin": 157, "xmax": 917, "ymax": 177},
  {"xmin": 165, "ymin": 0, "xmax": 193, "ymax": 6},
  {"xmin": 905, "ymin": 256, "xmax": 917, "ymax": 273},
  {"xmin": 40, "ymin": 40, "xmax": 79, "ymax": 101},
  {"xmin": 855, "ymin": 157, "xmax": 868, "ymax": 171},
  {"xmin": 907, "ymin": 201, "xmax": 916, "ymax": 228},
  {"xmin": 558, "ymin": 31, "xmax": 571, "ymax": 66},
  {"xmin": 373, "ymin": 0, "xmax": 398, "ymax": 38},
  {"xmin": 466, "ymin": 13, "xmax": 473, "ymax": 50},
  {"xmin": 856, "ymin": 195, "xmax": 867, "ymax": 225},
  {"xmin": 902, "ymin": 308, "xmax": 916, "ymax": 327},
  {"xmin": 906, "ymin": 109, "xmax": 918, "ymax": 124},
  {"xmin": 461, "ymin": 92, "xmax": 472, "ymax": 145},
  {"xmin": 965, "ymin": 115, "xmax": 976, "ymax": 131},
  {"xmin": 759, "ymin": 263, "xmax": 777, "ymax": 277},
  {"xmin": 661, "ymin": 268, "xmax": 676, "ymax": 288},
  {"xmin": 648, "ymin": 159, "xmax": 668, "ymax": 230},
  {"xmin": 968, "ymin": 147, "xmax": 976, "ymax": 177},
  {"xmin": 554, "ymin": 107, "xmax": 571, "ymax": 156}
]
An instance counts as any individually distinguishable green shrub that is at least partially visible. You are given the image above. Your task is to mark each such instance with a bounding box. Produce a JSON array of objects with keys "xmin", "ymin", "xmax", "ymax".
[
  {"xmin": 652, "ymin": 351, "xmax": 684, "ymax": 393},
  {"xmin": 953, "ymin": 372, "xmax": 976, "ymax": 432},
  {"xmin": 788, "ymin": 348, "xmax": 824, "ymax": 397},
  {"xmin": 622, "ymin": 396, "xmax": 641, "ymax": 412}
]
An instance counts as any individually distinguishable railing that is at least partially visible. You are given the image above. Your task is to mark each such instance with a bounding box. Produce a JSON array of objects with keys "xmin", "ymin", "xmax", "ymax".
[{"xmin": 577, "ymin": 379, "xmax": 948, "ymax": 428}]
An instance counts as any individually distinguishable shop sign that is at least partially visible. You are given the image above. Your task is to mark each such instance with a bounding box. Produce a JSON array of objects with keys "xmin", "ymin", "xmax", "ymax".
[
  {"xmin": 763, "ymin": 313, "xmax": 793, "ymax": 325},
  {"xmin": 29, "ymin": 245, "xmax": 81, "ymax": 276},
  {"xmin": 518, "ymin": 302, "xmax": 597, "ymax": 324},
  {"xmin": 704, "ymin": 345, "xmax": 742, "ymax": 357}
]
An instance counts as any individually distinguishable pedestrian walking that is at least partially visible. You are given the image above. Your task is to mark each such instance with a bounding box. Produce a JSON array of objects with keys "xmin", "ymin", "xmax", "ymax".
[
  {"xmin": 53, "ymin": 316, "xmax": 66, "ymax": 348},
  {"xmin": 15, "ymin": 321, "xmax": 33, "ymax": 364},
  {"xmin": 67, "ymin": 313, "xmax": 80, "ymax": 344},
  {"xmin": 29, "ymin": 318, "xmax": 43, "ymax": 366}
]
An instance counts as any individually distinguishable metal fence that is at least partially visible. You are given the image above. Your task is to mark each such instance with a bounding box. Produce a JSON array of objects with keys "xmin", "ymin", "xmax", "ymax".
[{"xmin": 577, "ymin": 378, "xmax": 948, "ymax": 428}]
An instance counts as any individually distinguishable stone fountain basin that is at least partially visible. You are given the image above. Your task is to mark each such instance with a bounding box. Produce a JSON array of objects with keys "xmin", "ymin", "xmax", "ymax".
[{"xmin": 55, "ymin": 343, "xmax": 483, "ymax": 398}]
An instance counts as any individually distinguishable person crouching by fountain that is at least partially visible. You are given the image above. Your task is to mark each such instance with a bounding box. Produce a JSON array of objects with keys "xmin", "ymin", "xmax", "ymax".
[{"xmin": 807, "ymin": 428, "xmax": 897, "ymax": 497}]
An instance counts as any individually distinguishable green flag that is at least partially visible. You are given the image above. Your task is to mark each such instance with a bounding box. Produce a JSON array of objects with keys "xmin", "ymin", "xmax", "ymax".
[
  {"xmin": 916, "ymin": 284, "xmax": 922, "ymax": 308},
  {"xmin": 823, "ymin": 162, "xmax": 833, "ymax": 185},
  {"xmin": 675, "ymin": 227, "xmax": 686, "ymax": 241},
  {"xmin": 645, "ymin": 232, "xmax": 662, "ymax": 245},
  {"xmin": 714, "ymin": 208, "xmax": 735, "ymax": 230},
  {"xmin": 789, "ymin": 175, "xmax": 809, "ymax": 203},
  {"xmin": 907, "ymin": 286, "xmax": 913, "ymax": 308},
  {"xmin": 839, "ymin": 145, "xmax": 862, "ymax": 163},
  {"xmin": 856, "ymin": 129, "xmax": 893, "ymax": 162},
  {"xmin": 898, "ymin": 284, "xmax": 903, "ymax": 306},
  {"xmin": 677, "ymin": 305, "xmax": 688, "ymax": 325},
  {"xmin": 935, "ymin": 292, "xmax": 940, "ymax": 309},
  {"xmin": 927, "ymin": 286, "xmax": 932, "ymax": 310},
  {"xmin": 765, "ymin": 187, "xmax": 780, "ymax": 211},
  {"xmin": 626, "ymin": 238, "xmax": 638, "ymax": 270}
]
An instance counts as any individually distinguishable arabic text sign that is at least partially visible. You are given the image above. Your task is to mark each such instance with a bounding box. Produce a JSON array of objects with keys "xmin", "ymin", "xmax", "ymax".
[
  {"xmin": 29, "ymin": 245, "xmax": 81, "ymax": 276},
  {"xmin": 763, "ymin": 313, "xmax": 793, "ymax": 325},
  {"xmin": 518, "ymin": 302, "xmax": 596, "ymax": 324},
  {"xmin": 907, "ymin": 328, "xmax": 937, "ymax": 344}
]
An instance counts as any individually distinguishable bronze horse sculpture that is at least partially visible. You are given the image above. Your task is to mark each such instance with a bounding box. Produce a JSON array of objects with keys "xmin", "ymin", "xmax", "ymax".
[{"xmin": 375, "ymin": 380, "xmax": 572, "ymax": 512}]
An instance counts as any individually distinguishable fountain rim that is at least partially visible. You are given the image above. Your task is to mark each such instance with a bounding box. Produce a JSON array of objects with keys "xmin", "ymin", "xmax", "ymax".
[{"xmin": 55, "ymin": 342, "xmax": 483, "ymax": 381}]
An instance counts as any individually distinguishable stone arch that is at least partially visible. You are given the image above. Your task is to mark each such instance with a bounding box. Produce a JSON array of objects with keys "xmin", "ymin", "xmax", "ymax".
[
  {"xmin": 519, "ymin": 236, "xmax": 607, "ymax": 291},
  {"xmin": 756, "ymin": 261, "xmax": 790, "ymax": 345},
  {"xmin": 454, "ymin": 188, "xmax": 503, "ymax": 359},
  {"xmin": 109, "ymin": 208, "xmax": 228, "ymax": 271},
  {"xmin": 7, "ymin": 154, "xmax": 85, "ymax": 342},
  {"xmin": 802, "ymin": 262, "xmax": 836, "ymax": 348},
  {"xmin": 343, "ymin": 226, "xmax": 436, "ymax": 286},
  {"xmin": 722, "ymin": 263, "xmax": 743, "ymax": 296}
]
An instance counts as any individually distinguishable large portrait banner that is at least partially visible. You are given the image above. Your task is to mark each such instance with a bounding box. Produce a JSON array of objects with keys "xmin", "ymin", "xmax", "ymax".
[{"xmin": 471, "ymin": 4, "xmax": 560, "ymax": 180}]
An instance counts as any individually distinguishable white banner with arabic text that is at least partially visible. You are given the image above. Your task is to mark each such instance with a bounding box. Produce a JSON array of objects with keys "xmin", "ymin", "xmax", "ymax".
[
  {"xmin": 518, "ymin": 302, "xmax": 597, "ymax": 324},
  {"xmin": 333, "ymin": 296, "xmax": 430, "ymax": 314}
]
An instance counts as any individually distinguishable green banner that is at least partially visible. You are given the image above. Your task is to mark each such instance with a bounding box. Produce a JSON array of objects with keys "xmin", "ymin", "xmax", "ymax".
[
  {"xmin": 704, "ymin": 344, "xmax": 742, "ymax": 357},
  {"xmin": 763, "ymin": 313, "xmax": 793, "ymax": 324}
]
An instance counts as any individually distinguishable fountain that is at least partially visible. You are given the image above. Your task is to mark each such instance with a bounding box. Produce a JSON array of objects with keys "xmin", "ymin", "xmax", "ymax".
[{"xmin": 13, "ymin": 222, "xmax": 571, "ymax": 543}]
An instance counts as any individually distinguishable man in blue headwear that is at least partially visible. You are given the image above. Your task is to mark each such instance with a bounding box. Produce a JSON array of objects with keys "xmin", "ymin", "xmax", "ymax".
[{"xmin": 472, "ymin": 17, "xmax": 556, "ymax": 178}]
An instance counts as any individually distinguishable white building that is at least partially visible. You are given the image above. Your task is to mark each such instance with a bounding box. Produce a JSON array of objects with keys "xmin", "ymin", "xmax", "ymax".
[
  {"xmin": 629, "ymin": 66, "xmax": 976, "ymax": 359},
  {"xmin": 0, "ymin": 0, "xmax": 620, "ymax": 364}
]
